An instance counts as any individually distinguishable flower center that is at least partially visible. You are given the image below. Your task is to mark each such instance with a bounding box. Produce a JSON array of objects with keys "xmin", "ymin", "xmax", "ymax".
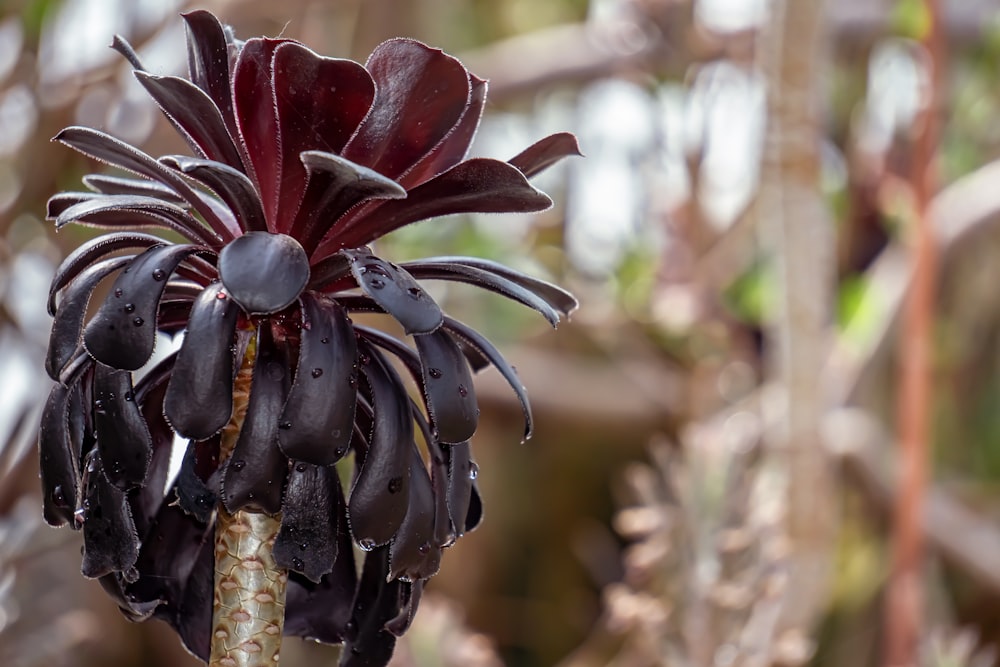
[{"xmin": 218, "ymin": 232, "xmax": 310, "ymax": 315}]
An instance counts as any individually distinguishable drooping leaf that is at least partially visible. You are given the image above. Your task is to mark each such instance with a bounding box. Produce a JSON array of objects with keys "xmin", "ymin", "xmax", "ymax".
[
  {"xmin": 174, "ymin": 439, "xmax": 220, "ymax": 522},
  {"xmin": 278, "ymin": 293, "xmax": 356, "ymax": 465},
  {"xmin": 341, "ymin": 547, "xmax": 402, "ymax": 667},
  {"xmin": 163, "ymin": 282, "xmax": 239, "ymax": 440},
  {"xmin": 93, "ymin": 364, "xmax": 151, "ymax": 491},
  {"xmin": 445, "ymin": 442, "xmax": 477, "ymax": 539},
  {"xmin": 38, "ymin": 383, "xmax": 81, "ymax": 526},
  {"xmin": 80, "ymin": 451, "xmax": 140, "ymax": 579},
  {"xmin": 274, "ymin": 462, "xmax": 341, "ymax": 582},
  {"xmin": 388, "ymin": 445, "xmax": 441, "ymax": 582},
  {"xmin": 343, "ymin": 248, "xmax": 443, "ymax": 335},
  {"xmin": 508, "ymin": 132, "xmax": 583, "ymax": 178},
  {"xmin": 84, "ymin": 244, "xmax": 205, "ymax": 370},
  {"xmin": 415, "ymin": 329, "xmax": 478, "ymax": 443}
]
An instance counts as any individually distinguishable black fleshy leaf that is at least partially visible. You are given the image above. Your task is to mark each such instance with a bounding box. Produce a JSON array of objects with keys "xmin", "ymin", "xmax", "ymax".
[
  {"xmin": 218, "ymin": 232, "xmax": 310, "ymax": 314},
  {"xmin": 46, "ymin": 255, "xmax": 132, "ymax": 380},
  {"xmin": 38, "ymin": 383, "xmax": 81, "ymax": 526},
  {"xmin": 443, "ymin": 316, "xmax": 533, "ymax": 440},
  {"xmin": 53, "ymin": 193, "xmax": 220, "ymax": 247},
  {"xmin": 164, "ymin": 281, "xmax": 239, "ymax": 440},
  {"xmin": 414, "ymin": 329, "xmax": 478, "ymax": 444},
  {"xmin": 466, "ymin": 482, "xmax": 483, "ymax": 533},
  {"xmin": 93, "ymin": 364, "xmax": 151, "ymax": 491},
  {"xmin": 278, "ymin": 294, "xmax": 356, "ymax": 465},
  {"xmin": 388, "ymin": 445, "xmax": 441, "ymax": 581},
  {"xmin": 347, "ymin": 344, "xmax": 412, "ymax": 549},
  {"xmin": 175, "ymin": 439, "xmax": 220, "ymax": 523},
  {"xmin": 446, "ymin": 442, "xmax": 476, "ymax": 539},
  {"xmin": 48, "ymin": 232, "xmax": 164, "ymax": 315},
  {"xmin": 84, "ymin": 244, "xmax": 205, "ymax": 370},
  {"xmin": 83, "ymin": 174, "xmax": 187, "ymax": 202},
  {"xmin": 162, "ymin": 155, "xmax": 266, "ymax": 232},
  {"xmin": 410, "ymin": 402, "xmax": 454, "ymax": 549},
  {"xmin": 343, "ymin": 248, "xmax": 442, "ymax": 335},
  {"xmin": 132, "ymin": 375, "xmax": 175, "ymax": 532},
  {"xmin": 274, "ymin": 462, "xmax": 341, "ymax": 582},
  {"xmin": 341, "ymin": 547, "xmax": 402, "ymax": 667},
  {"xmin": 221, "ymin": 326, "xmax": 289, "ymax": 514},
  {"xmin": 384, "ymin": 580, "xmax": 423, "ymax": 637},
  {"xmin": 80, "ymin": 451, "xmax": 140, "ymax": 578},
  {"xmin": 173, "ymin": 537, "xmax": 216, "ymax": 661}
]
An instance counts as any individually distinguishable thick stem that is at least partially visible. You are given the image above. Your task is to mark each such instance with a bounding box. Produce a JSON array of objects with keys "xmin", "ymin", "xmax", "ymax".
[{"xmin": 209, "ymin": 339, "xmax": 288, "ymax": 667}]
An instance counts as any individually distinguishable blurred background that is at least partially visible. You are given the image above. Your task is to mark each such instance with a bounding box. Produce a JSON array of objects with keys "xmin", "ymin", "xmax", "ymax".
[{"xmin": 4, "ymin": 0, "xmax": 1000, "ymax": 665}]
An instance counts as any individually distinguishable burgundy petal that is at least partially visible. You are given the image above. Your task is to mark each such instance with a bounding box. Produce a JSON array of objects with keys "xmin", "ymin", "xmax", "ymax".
[
  {"xmin": 233, "ymin": 38, "xmax": 289, "ymax": 228},
  {"xmin": 342, "ymin": 39, "xmax": 470, "ymax": 180},
  {"xmin": 272, "ymin": 42, "xmax": 376, "ymax": 229},
  {"xmin": 293, "ymin": 151, "xmax": 405, "ymax": 253},
  {"xmin": 285, "ymin": 492, "xmax": 356, "ymax": 643},
  {"xmin": 218, "ymin": 232, "xmax": 310, "ymax": 314},
  {"xmin": 80, "ymin": 451, "xmax": 140, "ymax": 578},
  {"xmin": 38, "ymin": 383, "xmax": 81, "ymax": 526},
  {"xmin": 343, "ymin": 248, "xmax": 443, "ymax": 335},
  {"xmin": 54, "ymin": 195, "xmax": 218, "ymax": 247},
  {"xmin": 388, "ymin": 445, "xmax": 441, "ymax": 582},
  {"xmin": 48, "ymin": 232, "xmax": 164, "ymax": 315},
  {"xmin": 182, "ymin": 10, "xmax": 237, "ymax": 139},
  {"xmin": 163, "ymin": 282, "xmax": 239, "ymax": 440},
  {"xmin": 399, "ymin": 74, "xmax": 487, "ymax": 189},
  {"xmin": 342, "ymin": 547, "xmax": 402, "ymax": 667},
  {"xmin": 331, "ymin": 158, "xmax": 552, "ymax": 252},
  {"xmin": 348, "ymin": 345, "xmax": 412, "ymax": 549},
  {"xmin": 274, "ymin": 462, "xmax": 340, "ymax": 582},
  {"xmin": 508, "ymin": 132, "xmax": 583, "ymax": 178},
  {"xmin": 93, "ymin": 364, "xmax": 152, "ymax": 491},
  {"xmin": 134, "ymin": 71, "xmax": 243, "ymax": 167},
  {"xmin": 161, "ymin": 155, "xmax": 267, "ymax": 232},
  {"xmin": 54, "ymin": 127, "xmax": 235, "ymax": 241},
  {"xmin": 83, "ymin": 174, "xmax": 187, "ymax": 203},
  {"xmin": 47, "ymin": 255, "xmax": 132, "ymax": 380},
  {"xmin": 278, "ymin": 293, "xmax": 356, "ymax": 465},
  {"xmin": 84, "ymin": 244, "xmax": 205, "ymax": 370},
  {"xmin": 444, "ymin": 316, "xmax": 533, "ymax": 440},
  {"xmin": 221, "ymin": 326, "xmax": 289, "ymax": 514},
  {"xmin": 414, "ymin": 329, "xmax": 478, "ymax": 443}
]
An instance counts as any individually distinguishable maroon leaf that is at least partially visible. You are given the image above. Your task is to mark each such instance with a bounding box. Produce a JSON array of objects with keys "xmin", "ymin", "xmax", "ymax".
[
  {"xmin": 162, "ymin": 155, "xmax": 267, "ymax": 232},
  {"xmin": 83, "ymin": 174, "xmax": 187, "ymax": 203},
  {"xmin": 182, "ymin": 10, "xmax": 238, "ymax": 138},
  {"xmin": 54, "ymin": 195, "xmax": 219, "ymax": 247},
  {"xmin": 508, "ymin": 132, "xmax": 583, "ymax": 178}
]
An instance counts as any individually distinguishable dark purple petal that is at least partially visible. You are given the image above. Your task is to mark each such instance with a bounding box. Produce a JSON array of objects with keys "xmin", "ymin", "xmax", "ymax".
[
  {"xmin": 93, "ymin": 364, "xmax": 151, "ymax": 491},
  {"xmin": 182, "ymin": 10, "xmax": 237, "ymax": 139},
  {"xmin": 221, "ymin": 326, "xmax": 289, "ymax": 514},
  {"xmin": 399, "ymin": 74, "xmax": 487, "ymax": 189},
  {"xmin": 84, "ymin": 244, "xmax": 205, "ymax": 370},
  {"xmin": 508, "ymin": 132, "xmax": 583, "ymax": 178},
  {"xmin": 218, "ymin": 232, "xmax": 310, "ymax": 314},
  {"xmin": 446, "ymin": 442, "xmax": 476, "ymax": 538},
  {"xmin": 162, "ymin": 155, "xmax": 267, "ymax": 232},
  {"xmin": 134, "ymin": 71, "xmax": 244, "ymax": 167},
  {"xmin": 293, "ymin": 152, "xmax": 405, "ymax": 253},
  {"xmin": 164, "ymin": 282, "xmax": 239, "ymax": 440},
  {"xmin": 403, "ymin": 256, "xmax": 578, "ymax": 318},
  {"xmin": 48, "ymin": 232, "xmax": 164, "ymax": 315},
  {"xmin": 175, "ymin": 439, "xmax": 221, "ymax": 522},
  {"xmin": 331, "ymin": 158, "xmax": 552, "ymax": 252},
  {"xmin": 388, "ymin": 445, "xmax": 441, "ymax": 582},
  {"xmin": 285, "ymin": 485, "xmax": 356, "ymax": 643},
  {"xmin": 233, "ymin": 38, "xmax": 288, "ymax": 228},
  {"xmin": 342, "ymin": 39, "xmax": 470, "ymax": 180},
  {"xmin": 348, "ymin": 345, "xmax": 412, "ymax": 549},
  {"xmin": 342, "ymin": 547, "xmax": 402, "ymax": 667},
  {"xmin": 278, "ymin": 293, "xmax": 356, "ymax": 465},
  {"xmin": 274, "ymin": 462, "xmax": 340, "ymax": 582},
  {"xmin": 273, "ymin": 42, "xmax": 376, "ymax": 229},
  {"xmin": 54, "ymin": 195, "xmax": 219, "ymax": 247},
  {"xmin": 54, "ymin": 127, "xmax": 236, "ymax": 242},
  {"xmin": 443, "ymin": 316, "xmax": 533, "ymax": 440},
  {"xmin": 39, "ymin": 383, "xmax": 81, "ymax": 526},
  {"xmin": 80, "ymin": 451, "xmax": 140, "ymax": 578},
  {"xmin": 83, "ymin": 174, "xmax": 187, "ymax": 203},
  {"xmin": 47, "ymin": 255, "xmax": 132, "ymax": 380},
  {"xmin": 415, "ymin": 329, "xmax": 478, "ymax": 444},
  {"xmin": 343, "ymin": 248, "xmax": 443, "ymax": 335}
]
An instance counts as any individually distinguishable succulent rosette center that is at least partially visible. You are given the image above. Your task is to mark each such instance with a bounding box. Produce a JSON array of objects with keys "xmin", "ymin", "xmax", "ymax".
[{"xmin": 218, "ymin": 232, "xmax": 310, "ymax": 314}]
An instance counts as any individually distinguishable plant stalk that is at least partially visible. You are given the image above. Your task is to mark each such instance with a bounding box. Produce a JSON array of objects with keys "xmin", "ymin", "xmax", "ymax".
[{"xmin": 209, "ymin": 339, "xmax": 287, "ymax": 667}]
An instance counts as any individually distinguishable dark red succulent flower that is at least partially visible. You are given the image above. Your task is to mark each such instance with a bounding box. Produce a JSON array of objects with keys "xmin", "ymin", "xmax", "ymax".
[{"xmin": 40, "ymin": 10, "xmax": 577, "ymax": 666}]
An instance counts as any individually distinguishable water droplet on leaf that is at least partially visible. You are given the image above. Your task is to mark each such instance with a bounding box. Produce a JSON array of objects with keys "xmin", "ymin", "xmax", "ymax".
[
  {"xmin": 232, "ymin": 460, "xmax": 246, "ymax": 471},
  {"xmin": 152, "ymin": 269, "xmax": 166, "ymax": 281},
  {"xmin": 114, "ymin": 288, "xmax": 123, "ymax": 297},
  {"xmin": 458, "ymin": 384, "xmax": 468, "ymax": 397},
  {"xmin": 311, "ymin": 368, "xmax": 323, "ymax": 378},
  {"xmin": 295, "ymin": 462, "xmax": 307, "ymax": 472},
  {"xmin": 124, "ymin": 303, "xmax": 135, "ymax": 313},
  {"xmin": 358, "ymin": 538, "xmax": 376, "ymax": 552},
  {"xmin": 132, "ymin": 317, "xmax": 144, "ymax": 327},
  {"xmin": 428, "ymin": 368, "xmax": 442, "ymax": 379},
  {"xmin": 387, "ymin": 477, "xmax": 403, "ymax": 493},
  {"xmin": 469, "ymin": 462, "xmax": 479, "ymax": 480},
  {"xmin": 279, "ymin": 420, "xmax": 292, "ymax": 430}
]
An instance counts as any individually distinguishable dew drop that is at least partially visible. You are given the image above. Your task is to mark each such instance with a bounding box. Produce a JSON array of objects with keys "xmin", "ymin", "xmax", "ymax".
[
  {"xmin": 457, "ymin": 384, "xmax": 468, "ymax": 397},
  {"xmin": 468, "ymin": 462, "xmax": 479, "ymax": 480},
  {"xmin": 348, "ymin": 375, "xmax": 358, "ymax": 388},
  {"xmin": 320, "ymin": 337, "xmax": 330, "ymax": 344},
  {"xmin": 124, "ymin": 391, "xmax": 134, "ymax": 402},
  {"xmin": 428, "ymin": 368, "xmax": 442, "ymax": 379},
  {"xmin": 216, "ymin": 291, "xmax": 227, "ymax": 300},
  {"xmin": 247, "ymin": 491, "xmax": 255, "ymax": 500},
  {"xmin": 359, "ymin": 353, "xmax": 371, "ymax": 366},
  {"xmin": 132, "ymin": 317, "xmax": 144, "ymax": 327},
  {"xmin": 231, "ymin": 460, "xmax": 246, "ymax": 471},
  {"xmin": 113, "ymin": 288, "xmax": 123, "ymax": 298},
  {"xmin": 94, "ymin": 399, "xmax": 106, "ymax": 414},
  {"xmin": 407, "ymin": 287, "xmax": 422, "ymax": 299},
  {"xmin": 311, "ymin": 368, "xmax": 324, "ymax": 378},
  {"xmin": 52, "ymin": 485, "xmax": 69, "ymax": 508},
  {"xmin": 292, "ymin": 557, "xmax": 304, "ymax": 569},
  {"xmin": 73, "ymin": 507, "xmax": 87, "ymax": 524},
  {"xmin": 369, "ymin": 278, "xmax": 385, "ymax": 290},
  {"xmin": 299, "ymin": 542, "xmax": 308, "ymax": 551},
  {"xmin": 279, "ymin": 420, "xmax": 292, "ymax": 430},
  {"xmin": 124, "ymin": 303, "xmax": 135, "ymax": 313},
  {"xmin": 151, "ymin": 268, "xmax": 166, "ymax": 281},
  {"xmin": 295, "ymin": 462, "xmax": 307, "ymax": 473},
  {"xmin": 387, "ymin": 477, "xmax": 403, "ymax": 494},
  {"xmin": 418, "ymin": 542, "xmax": 430, "ymax": 554},
  {"xmin": 358, "ymin": 538, "xmax": 376, "ymax": 552}
]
